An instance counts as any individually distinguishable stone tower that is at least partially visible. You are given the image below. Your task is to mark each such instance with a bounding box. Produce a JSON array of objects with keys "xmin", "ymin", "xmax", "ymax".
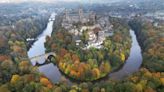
[
  {"xmin": 79, "ymin": 7, "xmax": 83, "ymax": 22},
  {"xmin": 89, "ymin": 11, "xmax": 96, "ymax": 23},
  {"xmin": 64, "ymin": 9, "xmax": 69, "ymax": 21}
]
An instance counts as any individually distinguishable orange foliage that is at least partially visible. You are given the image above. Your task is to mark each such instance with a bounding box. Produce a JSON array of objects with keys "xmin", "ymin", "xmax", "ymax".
[
  {"xmin": 70, "ymin": 70, "xmax": 78, "ymax": 77},
  {"xmin": 40, "ymin": 77, "xmax": 52, "ymax": 88},
  {"xmin": 19, "ymin": 61, "xmax": 29, "ymax": 66},
  {"xmin": 78, "ymin": 66, "xmax": 84, "ymax": 75},
  {"xmin": 27, "ymin": 74, "xmax": 34, "ymax": 82},
  {"xmin": 47, "ymin": 84, "xmax": 53, "ymax": 89},
  {"xmin": 159, "ymin": 37, "xmax": 164, "ymax": 43},
  {"xmin": 76, "ymin": 72, "xmax": 81, "ymax": 78},
  {"xmin": 19, "ymin": 61, "xmax": 30, "ymax": 72},
  {"xmin": 144, "ymin": 88, "xmax": 156, "ymax": 92},
  {"xmin": 73, "ymin": 62, "xmax": 80, "ymax": 71},
  {"xmin": 72, "ymin": 54, "xmax": 80, "ymax": 63},
  {"xmin": 60, "ymin": 48, "xmax": 68, "ymax": 56},
  {"xmin": 0, "ymin": 55, "xmax": 10, "ymax": 61},
  {"xmin": 160, "ymin": 78, "xmax": 164, "ymax": 85},
  {"xmin": 92, "ymin": 68, "xmax": 100, "ymax": 78},
  {"xmin": 79, "ymin": 63, "xmax": 86, "ymax": 69},
  {"xmin": 152, "ymin": 72, "xmax": 161, "ymax": 78},
  {"xmin": 12, "ymin": 45, "xmax": 22, "ymax": 53}
]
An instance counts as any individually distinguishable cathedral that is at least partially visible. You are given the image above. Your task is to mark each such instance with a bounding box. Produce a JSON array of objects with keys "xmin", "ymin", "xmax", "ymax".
[{"xmin": 62, "ymin": 7, "xmax": 96, "ymax": 29}]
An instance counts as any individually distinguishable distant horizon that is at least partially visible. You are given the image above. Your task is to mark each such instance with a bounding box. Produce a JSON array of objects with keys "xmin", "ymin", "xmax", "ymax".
[
  {"xmin": 0, "ymin": 0, "xmax": 122, "ymax": 4},
  {"xmin": 0, "ymin": 0, "xmax": 161, "ymax": 4}
]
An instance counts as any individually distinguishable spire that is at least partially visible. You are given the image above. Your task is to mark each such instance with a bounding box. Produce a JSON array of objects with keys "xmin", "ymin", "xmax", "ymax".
[
  {"xmin": 64, "ymin": 9, "xmax": 69, "ymax": 21},
  {"xmin": 79, "ymin": 8, "xmax": 83, "ymax": 21}
]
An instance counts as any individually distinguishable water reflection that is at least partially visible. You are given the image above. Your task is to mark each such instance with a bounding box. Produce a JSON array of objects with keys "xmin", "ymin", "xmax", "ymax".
[{"xmin": 39, "ymin": 63, "xmax": 62, "ymax": 83}]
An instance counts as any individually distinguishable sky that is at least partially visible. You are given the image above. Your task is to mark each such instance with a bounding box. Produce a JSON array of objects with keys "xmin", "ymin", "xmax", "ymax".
[{"xmin": 0, "ymin": 0, "xmax": 121, "ymax": 3}]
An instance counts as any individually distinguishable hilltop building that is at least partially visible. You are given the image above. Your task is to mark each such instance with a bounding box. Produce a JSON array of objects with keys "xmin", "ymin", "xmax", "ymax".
[
  {"xmin": 61, "ymin": 7, "xmax": 114, "ymax": 49},
  {"xmin": 62, "ymin": 8, "xmax": 96, "ymax": 30}
]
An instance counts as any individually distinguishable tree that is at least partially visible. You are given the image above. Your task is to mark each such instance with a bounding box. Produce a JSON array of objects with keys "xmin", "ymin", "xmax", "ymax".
[
  {"xmin": 0, "ymin": 85, "xmax": 10, "ymax": 92},
  {"xmin": 1, "ymin": 59, "xmax": 16, "ymax": 82},
  {"xmin": 0, "ymin": 36, "xmax": 7, "ymax": 48},
  {"xmin": 100, "ymin": 61, "xmax": 111, "ymax": 74},
  {"xmin": 92, "ymin": 86, "xmax": 100, "ymax": 92},
  {"xmin": 135, "ymin": 83, "xmax": 143, "ymax": 92},
  {"xmin": 100, "ymin": 88, "xmax": 105, "ymax": 92},
  {"xmin": 51, "ymin": 43, "xmax": 57, "ymax": 51},
  {"xmin": 60, "ymin": 48, "xmax": 68, "ymax": 57},
  {"xmin": 81, "ymin": 30, "xmax": 89, "ymax": 44},
  {"xmin": 120, "ymin": 53, "xmax": 125, "ymax": 62},
  {"xmin": 65, "ymin": 64, "xmax": 71, "ymax": 75},
  {"xmin": 72, "ymin": 54, "xmax": 80, "ymax": 63},
  {"xmin": 40, "ymin": 77, "xmax": 52, "ymax": 88},
  {"xmin": 92, "ymin": 68, "xmax": 100, "ymax": 79},
  {"xmin": 0, "ymin": 55, "xmax": 10, "ymax": 62},
  {"xmin": 80, "ymin": 83, "xmax": 89, "ymax": 92},
  {"xmin": 70, "ymin": 70, "xmax": 78, "ymax": 78},
  {"xmin": 19, "ymin": 61, "xmax": 30, "ymax": 74},
  {"xmin": 104, "ymin": 39, "xmax": 111, "ymax": 49},
  {"xmin": 144, "ymin": 87, "xmax": 156, "ymax": 92},
  {"xmin": 88, "ymin": 59, "xmax": 98, "ymax": 69},
  {"xmin": 1, "ymin": 60, "xmax": 13, "ymax": 70},
  {"xmin": 160, "ymin": 78, "xmax": 164, "ymax": 86},
  {"xmin": 10, "ymin": 74, "xmax": 20, "ymax": 84},
  {"xmin": 54, "ymin": 87, "xmax": 63, "ymax": 92},
  {"xmin": 113, "ymin": 33, "xmax": 122, "ymax": 42},
  {"xmin": 69, "ymin": 89, "xmax": 78, "ymax": 92}
]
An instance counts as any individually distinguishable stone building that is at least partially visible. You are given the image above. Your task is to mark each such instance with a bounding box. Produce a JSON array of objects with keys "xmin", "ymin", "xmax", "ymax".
[{"xmin": 61, "ymin": 8, "xmax": 96, "ymax": 30}]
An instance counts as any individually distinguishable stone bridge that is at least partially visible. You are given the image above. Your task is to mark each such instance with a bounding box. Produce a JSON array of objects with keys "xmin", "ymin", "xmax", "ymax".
[{"xmin": 29, "ymin": 52, "xmax": 56, "ymax": 66}]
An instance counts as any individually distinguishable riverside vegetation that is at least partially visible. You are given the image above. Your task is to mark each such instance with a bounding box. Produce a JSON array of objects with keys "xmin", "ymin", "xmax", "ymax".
[{"xmin": 0, "ymin": 15, "xmax": 163, "ymax": 92}]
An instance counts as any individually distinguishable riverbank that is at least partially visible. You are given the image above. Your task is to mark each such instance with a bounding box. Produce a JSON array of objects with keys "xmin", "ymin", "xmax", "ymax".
[
  {"xmin": 109, "ymin": 30, "xmax": 142, "ymax": 80},
  {"xmin": 27, "ymin": 12, "xmax": 142, "ymax": 83}
]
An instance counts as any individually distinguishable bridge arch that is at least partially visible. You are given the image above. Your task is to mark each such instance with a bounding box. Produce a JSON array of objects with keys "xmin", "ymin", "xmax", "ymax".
[
  {"xmin": 29, "ymin": 52, "xmax": 56, "ymax": 66},
  {"xmin": 47, "ymin": 54, "xmax": 55, "ymax": 61},
  {"xmin": 46, "ymin": 54, "xmax": 56, "ymax": 64}
]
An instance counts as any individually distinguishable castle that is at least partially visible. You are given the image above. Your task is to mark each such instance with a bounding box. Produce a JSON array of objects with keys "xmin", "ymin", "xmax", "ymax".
[
  {"xmin": 60, "ymin": 6, "xmax": 114, "ymax": 49},
  {"xmin": 62, "ymin": 8, "xmax": 96, "ymax": 30}
]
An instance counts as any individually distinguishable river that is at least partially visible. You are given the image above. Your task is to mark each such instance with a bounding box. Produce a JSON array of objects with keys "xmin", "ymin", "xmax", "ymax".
[
  {"xmin": 28, "ymin": 13, "xmax": 62, "ymax": 83},
  {"xmin": 28, "ymin": 13, "xmax": 142, "ymax": 83},
  {"xmin": 109, "ymin": 30, "xmax": 143, "ymax": 80}
]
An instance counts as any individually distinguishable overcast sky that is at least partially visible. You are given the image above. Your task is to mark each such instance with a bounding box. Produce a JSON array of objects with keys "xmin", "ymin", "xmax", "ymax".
[{"xmin": 0, "ymin": 0, "xmax": 122, "ymax": 3}]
